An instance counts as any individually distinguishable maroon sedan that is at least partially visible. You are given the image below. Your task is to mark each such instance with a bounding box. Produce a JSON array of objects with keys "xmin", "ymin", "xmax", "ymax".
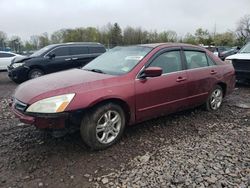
[{"xmin": 12, "ymin": 43, "xmax": 235, "ymax": 150}]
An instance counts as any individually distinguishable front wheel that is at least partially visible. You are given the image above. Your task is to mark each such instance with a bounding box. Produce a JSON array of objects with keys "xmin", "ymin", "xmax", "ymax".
[
  {"xmin": 205, "ymin": 85, "xmax": 223, "ymax": 111},
  {"xmin": 28, "ymin": 68, "xmax": 44, "ymax": 79},
  {"xmin": 80, "ymin": 103, "xmax": 126, "ymax": 150}
]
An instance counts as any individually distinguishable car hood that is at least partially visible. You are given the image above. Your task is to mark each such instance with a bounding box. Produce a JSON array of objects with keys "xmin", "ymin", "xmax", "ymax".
[
  {"xmin": 14, "ymin": 69, "xmax": 115, "ymax": 104},
  {"xmin": 12, "ymin": 56, "xmax": 31, "ymax": 63},
  {"xmin": 226, "ymin": 53, "xmax": 250, "ymax": 60}
]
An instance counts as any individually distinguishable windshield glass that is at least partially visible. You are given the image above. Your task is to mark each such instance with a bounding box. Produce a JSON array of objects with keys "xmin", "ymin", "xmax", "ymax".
[
  {"xmin": 239, "ymin": 43, "xmax": 250, "ymax": 53},
  {"xmin": 83, "ymin": 46, "xmax": 152, "ymax": 75},
  {"xmin": 30, "ymin": 44, "xmax": 56, "ymax": 57}
]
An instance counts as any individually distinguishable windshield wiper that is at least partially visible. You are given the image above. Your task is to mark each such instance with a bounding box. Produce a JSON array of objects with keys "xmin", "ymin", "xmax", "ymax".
[{"xmin": 83, "ymin": 68, "xmax": 106, "ymax": 74}]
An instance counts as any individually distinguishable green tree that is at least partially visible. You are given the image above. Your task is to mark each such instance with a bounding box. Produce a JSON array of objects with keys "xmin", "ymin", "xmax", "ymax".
[
  {"xmin": 110, "ymin": 23, "xmax": 122, "ymax": 46},
  {"xmin": 195, "ymin": 28, "xmax": 211, "ymax": 45},
  {"xmin": 214, "ymin": 32, "xmax": 236, "ymax": 46},
  {"xmin": 183, "ymin": 33, "xmax": 197, "ymax": 44}
]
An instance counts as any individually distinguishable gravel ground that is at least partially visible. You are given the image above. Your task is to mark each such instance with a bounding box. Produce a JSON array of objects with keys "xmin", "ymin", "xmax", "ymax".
[{"xmin": 0, "ymin": 71, "xmax": 249, "ymax": 188}]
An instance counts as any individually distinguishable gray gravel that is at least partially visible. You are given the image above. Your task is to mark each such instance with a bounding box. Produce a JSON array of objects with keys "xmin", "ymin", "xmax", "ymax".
[{"xmin": 0, "ymin": 71, "xmax": 249, "ymax": 188}]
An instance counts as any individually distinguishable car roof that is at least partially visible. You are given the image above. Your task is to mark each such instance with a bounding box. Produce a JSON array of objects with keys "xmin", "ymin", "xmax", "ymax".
[
  {"xmin": 137, "ymin": 43, "xmax": 205, "ymax": 50},
  {"xmin": 52, "ymin": 42, "xmax": 104, "ymax": 47}
]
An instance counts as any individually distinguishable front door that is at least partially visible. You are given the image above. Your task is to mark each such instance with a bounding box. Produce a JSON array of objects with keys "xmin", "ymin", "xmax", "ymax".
[{"xmin": 135, "ymin": 50, "xmax": 189, "ymax": 122}]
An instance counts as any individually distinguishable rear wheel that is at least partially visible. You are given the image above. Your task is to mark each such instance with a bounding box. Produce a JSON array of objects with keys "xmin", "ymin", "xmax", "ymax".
[
  {"xmin": 28, "ymin": 68, "xmax": 44, "ymax": 79},
  {"xmin": 205, "ymin": 85, "xmax": 223, "ymax": 111},
  {"xmin": 80, "ymin": 103, "xmax": 126, "ymax": 150}
]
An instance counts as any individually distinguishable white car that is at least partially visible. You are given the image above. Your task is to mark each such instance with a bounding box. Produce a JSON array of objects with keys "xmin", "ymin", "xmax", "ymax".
[
  {"xmin": 226, "ymin": 43, "xmax": 250, "ymax": 82},
  {"xmin": 0, "ymin": 51, "xmax": 24, "ymax": 70}
]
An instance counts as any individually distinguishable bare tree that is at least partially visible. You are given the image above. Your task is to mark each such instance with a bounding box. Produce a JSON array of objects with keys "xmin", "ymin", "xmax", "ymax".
[{"xmin": 236, "ymin": 14, "xmax": 250, "ymax": 45}]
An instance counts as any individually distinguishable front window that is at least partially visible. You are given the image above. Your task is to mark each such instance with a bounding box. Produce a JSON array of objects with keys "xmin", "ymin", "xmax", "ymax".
[
  {"xmin": 30, "ymin": 45, "xmax": 56, "ymax": 57},
  {"xmin": 83, "ymin": 46, "xmax": 152, "ymax": 75},
  {"xmin": 148, "ymin": 51, "xmax": 182, "ymax": 74},
  {"xmin": 239, "ymin": 43, "xmax": 250, "ymax": 53}
]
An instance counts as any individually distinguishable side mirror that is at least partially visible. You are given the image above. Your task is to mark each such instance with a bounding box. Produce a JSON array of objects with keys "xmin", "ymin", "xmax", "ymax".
[
  {"xmin": 140, "ymin": 67, "xmax": 162, "ymax": 79},
  {"xmin": 48, "ymin": 53, "xmax": 56, "ymax": 59}
]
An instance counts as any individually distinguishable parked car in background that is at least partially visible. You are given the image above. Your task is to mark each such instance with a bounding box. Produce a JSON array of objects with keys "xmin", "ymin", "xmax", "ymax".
[
  {"xmin": 0, "ymin": 51, "xmax": 24, "ymax": 71},
  {"xmin": 226, "ymin": 42, "xmax": 250, "ymax": 82},
  {"xmin": 219, "ymin": 47, "xmax": 240, "ymax": 61},
  {"xmin": 7, "ymin": 42, "xmax": 106, "ymax": 83},
  {"xmin": 12, "ymin": 43, "xmax": 235, "ymax": 150}
]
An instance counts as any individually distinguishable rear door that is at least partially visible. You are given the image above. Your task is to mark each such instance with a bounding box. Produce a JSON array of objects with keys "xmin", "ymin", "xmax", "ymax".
[
  {"xmin": 135, "ymin": 48, "xmax": 189, "ymax": 121},
  {"xmin": 69, "ymin": 46, "xmax": 90, "ymax": 68},
  {"xmin": 183, "ymin": 49, "xmax": 219, "ymax": 106}
]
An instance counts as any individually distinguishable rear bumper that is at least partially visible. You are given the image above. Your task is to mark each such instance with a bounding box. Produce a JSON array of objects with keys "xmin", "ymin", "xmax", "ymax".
[{"xmin": 12, "ymin": 107, "xmax": 68, "ymax": 129}]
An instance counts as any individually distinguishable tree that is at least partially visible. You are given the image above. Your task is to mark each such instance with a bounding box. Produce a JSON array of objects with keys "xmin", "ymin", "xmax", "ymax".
[
  {"xmin": 183, "ymin": 33, "xmax": 197, "ymax": 44},
  {"xmin": 0, "ymin": 31, "xmax": 7, "ymax": 50},
  {"xmin": 195, "ymin": 28, "xmax": 211, "ymax": 45},
  {"xmin": 8, "ymin": 36, "xmax": 22, "ymax": 53},
  {"xmin": 38, "ymin": 32, "xmax": 50, "ymax": 48},
  {"xmin": 158, "ymin": 30, "xmax": 177, "ymax": 42},
  {"xmin": 214, "ymin": 32, "xmax": 236, "ymax": 46},
  {"xmin": 236, "ymin": 14, "xmax": 250, "ymax": 45},
  {"xmin": 51, "ymin": 30, "xmax": 65, "ymax": 44},
  {"xmin": 110, "ymin": 23, "xmax": 123, "ymax": 46},
  {"xmin": 30, "ymin": 35, "xmax": 39, "ymax": 50}
]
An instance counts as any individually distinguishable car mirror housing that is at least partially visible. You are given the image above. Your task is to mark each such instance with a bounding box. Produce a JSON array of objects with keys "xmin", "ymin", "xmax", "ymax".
[
  {"xmin": 140, "ymin": 67, "xmax": 162, "ymax": 79},
  {"xmin": 48, "ymin": 53, "xmax": 56, "ymax": 59}
]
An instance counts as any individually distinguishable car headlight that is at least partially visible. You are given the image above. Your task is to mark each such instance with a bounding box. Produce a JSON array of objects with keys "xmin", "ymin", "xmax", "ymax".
[
  {"xmin": 12, "ymin": 63, "xmax": 24, "ymax": 68},
  {"xmin": 225, "ymin": 59, "xmax": 232, "ymax": 64},
  {"xmin": 26, "ymin": 93, "xmax": 75, "ymax": 113}
]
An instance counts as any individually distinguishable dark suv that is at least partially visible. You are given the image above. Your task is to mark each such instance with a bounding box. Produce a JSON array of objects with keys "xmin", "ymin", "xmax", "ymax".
[{"xmin": 8, "ymin": 42, "xmax": 106, "ymax": 83}]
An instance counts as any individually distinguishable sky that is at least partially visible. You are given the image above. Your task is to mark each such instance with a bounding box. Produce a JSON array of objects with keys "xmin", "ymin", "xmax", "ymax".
[{"xmin": 0, "ymin": 0, "xmax": 249, "ymax": 40}]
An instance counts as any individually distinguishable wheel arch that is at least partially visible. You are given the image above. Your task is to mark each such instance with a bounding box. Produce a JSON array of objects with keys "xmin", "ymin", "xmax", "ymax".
[
  {"xmin": 89, "ymin": 98, "xmax": 131, "ymax": 125},
  {"xmin": 216, "ymin": 82, "xmax": 227, "ymax": 97}
]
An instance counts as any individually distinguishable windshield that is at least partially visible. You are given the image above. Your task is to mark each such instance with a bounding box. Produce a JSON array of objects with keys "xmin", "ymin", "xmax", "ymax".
[
  {"xmin": 30, "ymin": 44, "xmax": 56, "ymax": 57},
  {"xmin": 83, "ymin": 46, "xmax": 152, "ymax": 75},
  {"xmin": 239, "ymin": 43, "xmax": 250, "ymax": 53}
]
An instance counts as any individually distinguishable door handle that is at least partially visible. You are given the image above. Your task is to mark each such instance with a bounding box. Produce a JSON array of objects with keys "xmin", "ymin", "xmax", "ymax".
[
  {"xmin": 210, "ymin": 70, "xmax": 217, "ymax": 75},
  {"xmin": 65, "ymin": 58, "xmax": 71, "ymax": 61},
  {"xmin": 72, "ymin": 57, "xmax": 78, "ymax": 60},
  {"xmin": 176, "ymin": 77, "xmax": 187, "ymax": 82}
]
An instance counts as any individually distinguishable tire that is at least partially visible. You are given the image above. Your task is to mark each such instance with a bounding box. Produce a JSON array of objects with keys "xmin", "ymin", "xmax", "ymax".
[
  {"xmin": 205, "ymin": 85, "xmax": 223, "ymax": 111},
  {"xmin": 80, "ymin": 103, "xmax": 126, "ymax": 150},
  {"xmin": 28, "ymin": 68, "xmax": 44, "ymax": 79}
]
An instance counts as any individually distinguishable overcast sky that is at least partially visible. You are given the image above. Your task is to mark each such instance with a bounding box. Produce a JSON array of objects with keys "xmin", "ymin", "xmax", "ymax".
[{"xmin": 0, "ymin": 0, "xmax": 249, "ymax": 40}]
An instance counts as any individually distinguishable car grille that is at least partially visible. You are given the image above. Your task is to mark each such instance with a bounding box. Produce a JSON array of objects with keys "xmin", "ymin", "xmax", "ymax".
[
  {"xmin": 232, "ymin": 59, "xmax": 250, "ymax": 71},
  {"xmin": 14, "ymin": 99, "xmax": 28, "ymax": 112}
]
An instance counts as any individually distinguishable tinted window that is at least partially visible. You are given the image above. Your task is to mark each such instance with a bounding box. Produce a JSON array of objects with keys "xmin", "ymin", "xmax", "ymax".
[
  {"xmin": 149, "ymin": 51, "xmax": 182, "ymax": 74},
  {"xmin": 0, "ymin": 53, "xmax": 15, "ymax": 58},
  {"xmin": 69, "ymin": 46, "xmax": 88, "ymax": 55},
  {"xmin": 89, "ymin": 47, "xmax": 105, "ymax": 54},
  {"xmin": 50, "ymin": 47, "xmax": 69, "ymax": 57},
  {"xmin": 184, "ymin": 51, "xmax": 208, "ymax": 69}
]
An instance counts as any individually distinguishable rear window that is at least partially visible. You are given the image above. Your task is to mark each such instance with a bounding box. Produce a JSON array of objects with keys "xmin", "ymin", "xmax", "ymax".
[
  {"xmin": 69, "ymin": 46, "xmax": 89, "ymax": 55},
  {"xmin": 0, "ymin": 53, "xmax": 15, "ymax": 58},
  {"xmin": 89, "ymin": 46, "xmax": 106, "ymax": 54},
  {"xmin": 184, "ymin": 51, "xmax": 209, "ymax": 69}
]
